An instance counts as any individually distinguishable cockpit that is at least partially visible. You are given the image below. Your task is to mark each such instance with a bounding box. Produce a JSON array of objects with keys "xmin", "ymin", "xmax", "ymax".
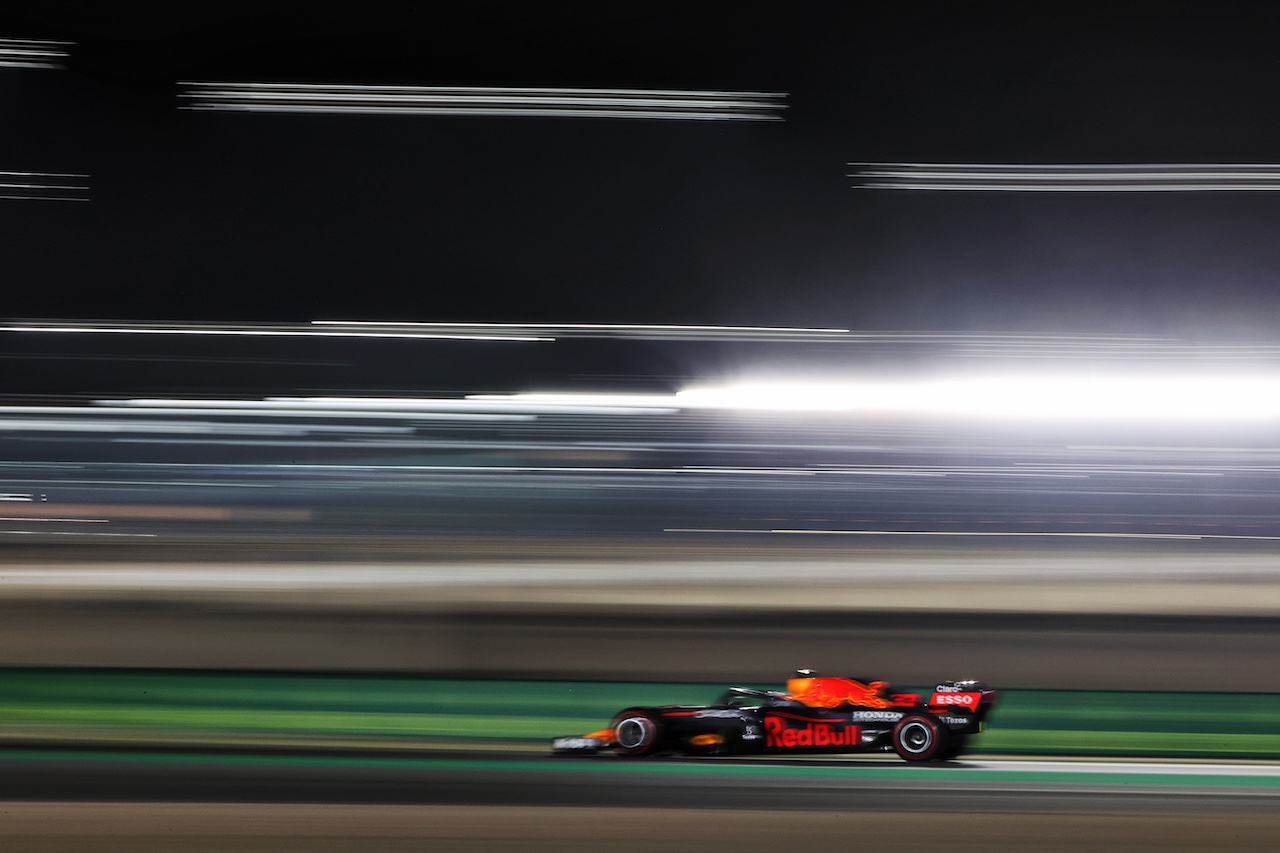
[{"xmin": 715, "ymin": 687, "xmax": 790, "ymax": 708}]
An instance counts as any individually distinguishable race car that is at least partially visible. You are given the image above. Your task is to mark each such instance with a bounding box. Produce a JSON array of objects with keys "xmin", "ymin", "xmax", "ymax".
[{"xmin": 552, "ymin": 671, "xmax": 998, "ymax": 762}]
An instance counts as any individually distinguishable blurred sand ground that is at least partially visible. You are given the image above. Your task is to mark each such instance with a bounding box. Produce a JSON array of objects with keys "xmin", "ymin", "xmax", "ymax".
[{"xmin": 1, "ymin": 804, "xmax": 1277, "ymax": 852}]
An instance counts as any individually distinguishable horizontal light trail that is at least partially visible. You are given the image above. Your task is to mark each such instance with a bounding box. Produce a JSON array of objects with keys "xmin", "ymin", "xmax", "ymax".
[
  {"xmin": 313, "ymin": 320, "xmax": 850, "ymax": 341},
  {"xmin": 87, "ymin": 369, "xmax": 1280, "ymax": 421},
  {"xmin": 666, "ymin": 528, "xmax": 1280, "ymax": 541},
  {"xmin": 4, "ymin": 319, "xmax": 848, "ymax": 344},
  {"xmin": 181, "ymin": 83, "xmax": 787, "ymax": 121},
  {"xmin": 0, "ymin": 321, "xmax": 546, "ymax": 342},
  {"xmin": 17, "ymin": 322, "xmax": 1280, "ymax": 354},
  {"xmin": 319, "ymin": 321, "xmax": 847, "ymax": 331},
  {"xmin": 850, "ymin": 163, "xmax": 1280, "ymax": 191},
  {"xmin": 31, "ymin": 402, "xmax": 530, "ymax": 419},
  {"xmin": 0, "ymin": 38, "xmax": 70, "ymax": 69},
  {"xmin": 109, "ymin": 398, "xmax": 671, "ymax": 417},
  {"xmin": 674, "ymin": 375, "xmax": 1280, "ymax": 420},
  {"xmin": 0, "ymin": 169, "xmax": 88, "ymax": 201},
  {"xmin": 323, "ymin": 327, "xmax": 1280, "ymax": 357},
  {"xmin": 6, "ymin": 553, "xmax": 1280, "ymax": 591},
  {"xmin": 5, "ymin": 423, "xmax": 1269, "ymax": 478},
  {"xmin": 0, "ymin": 417, "xmax": 413, "ymax": 435},
  {"xmin": 867, "ymin": 183, "xmax": 1280, "ymax": 192}
]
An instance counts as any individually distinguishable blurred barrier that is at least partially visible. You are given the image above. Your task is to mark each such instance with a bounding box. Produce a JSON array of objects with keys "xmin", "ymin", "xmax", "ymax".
[
  {"xmin": 1, "ymin": 668, "xmax": 1277, "ymax": 759},
  {"xmin": 4, "ymin": 601, "xmax": 1279, "ymax": 691}
]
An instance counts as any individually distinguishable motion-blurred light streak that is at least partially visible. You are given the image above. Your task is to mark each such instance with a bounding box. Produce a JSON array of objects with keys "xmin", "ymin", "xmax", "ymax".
[
  {"xmin": 67, "ymin": 369, "xmax": 1280, "ymax": 423},
  {"xmin": 5, "ymin": 405, "xmax": 523, "ymax": 423},
  {"xmin": 314, "ymin": 320, "xmax": 847, "ymax": 341},
  {"xmin": 851, "ymin": 163, "xmax": 1280, "ymax": 191},
  {"xmin": 108, "ymin": 398, "xmax": 662, "ymax": 417},
  {"xmin": 1, "ymin": 321, "xmax": 546, "ymax": 341},
  {"xmin": 0, "ymin": 38, "xmax": 69, "ymax": 69},
  {"xmin": 20, "ymin": 321, "xmax": 1280, "ymax": 355},
  {"xmin": 666, "ymin": 528, "xmax": 1280, "ymax": 541},
  {"xmin": 674, "ymin": 375, "xmax": 1280, "ymax": 420},
  {"xmin": 180, "ymin": 83, "xmax": 787, "ymax": 121},
  {"xmin": 0, "ymin": 170, "xmax": 88, "ymax": 201},
  {"xmin": 0, "ymin": 418, "xmax": 413, "ymax": 435}
]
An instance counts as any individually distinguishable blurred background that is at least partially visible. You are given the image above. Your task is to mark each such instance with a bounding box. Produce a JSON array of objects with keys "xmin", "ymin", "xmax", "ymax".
[{"xmin": 4, "ymin": 3, "xmax": 1280, "ymax": 850}]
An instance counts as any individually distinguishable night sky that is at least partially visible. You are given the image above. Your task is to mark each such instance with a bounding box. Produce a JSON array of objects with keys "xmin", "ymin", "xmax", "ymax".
[{"xmin": 5, "ymin": 3, "xmax": 1280, "ymax": 342}]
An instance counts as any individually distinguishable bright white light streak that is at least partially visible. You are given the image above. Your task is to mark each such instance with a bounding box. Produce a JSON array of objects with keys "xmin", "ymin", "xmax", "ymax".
[
  {"xmin": 314, "ymin": 321, "xmax": 848, "ymax": 333},
  {"xmin": 664, "ymin": 528, "xmax": 1280, "ymax": 541},
  {"xmin": 0, "ymin": 324, "xmax": 547, "ymax": 341},
  {"xmin": 0, "ymin": 38, "xmax": 70, "ymax": 69},
  {"xmin": 851, "ymin": 163, "xmax": 1280, "ymax": 191},
  {"xmin": 0, "ymin": 169, "xmax": 89, "ymax": 201},
  {"xmin": 673, "ymin": 375, "xmax": 1280, "ymax": 421},
  {"xmin": 312, "ymin": 320, "xmax": 850, "ymax": 341},
  {"xmin": 78, "ymin": 371, "xmax": 1280, "ymax": 423},
  {"xmin": 0, "ymin": 182, "xmax": 88, "ymax": 190},
  {"xmin": 0, "ymin": 417, "xmax": 413, "ymax": 435},
  {"xmin": 181, "ymin": 83, "xmax": 787, "ymax": 121},
  {"xmin": 865, "ymin": 183, "xmax": 1280, "ymax": 192},
  {"xmin": 108, "ymin": 396, "xmax": 674, "ymax": 417},
  {"xmin": 465, "ymin": 393, "xmax": 681, "ymax": 408},
  {"xmin": 0, "ymin": 195, "xmax": 89, "ymax": 202},
  {"xmin": 14, "ymin": 404, "xmax": 534, "ymax": 422}
]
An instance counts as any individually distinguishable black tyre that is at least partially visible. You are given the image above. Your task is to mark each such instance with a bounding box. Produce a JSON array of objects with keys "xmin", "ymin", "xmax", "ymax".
[
  {"xmin": 892, "ymin": 714, "xmax": 948, "ymax": 762},
  {"xmin": 612, "ymin": 709, "xmax": 663, "ymax": 756}
]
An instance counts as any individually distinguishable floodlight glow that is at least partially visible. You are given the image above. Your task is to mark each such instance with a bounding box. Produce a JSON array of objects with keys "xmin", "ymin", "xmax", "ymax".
[
  {"xmin": 64, "ymin": 371, "xmax": 1280, "ymax": 423},
  {"xmin": 675, "ymin": 375, "xmax": 1280, "ymax": 421}
]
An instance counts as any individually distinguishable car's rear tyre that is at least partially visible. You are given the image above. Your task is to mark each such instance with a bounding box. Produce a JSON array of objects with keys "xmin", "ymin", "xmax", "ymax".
[
  {"xmin": 892, "ymin": 714, "xmax": 948, "ymax": 762},
  {"xmin": 612, "ymin": 709, "xmax": 662, "ymax": 756}
]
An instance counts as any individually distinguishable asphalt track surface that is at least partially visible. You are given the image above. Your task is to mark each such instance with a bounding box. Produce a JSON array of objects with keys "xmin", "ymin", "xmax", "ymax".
[
  {"xmin": 4, "ymin": 749, "xmax": 1280, "ymax": 815},
  {"xmin": 5, "ymin": 752, "xmax": 1280, "ymax": 851}
]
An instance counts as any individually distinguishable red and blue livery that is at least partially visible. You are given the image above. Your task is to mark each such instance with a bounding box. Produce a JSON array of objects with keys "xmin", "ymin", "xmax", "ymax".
[{"xmin": 552, "ymin": 671, "xmax": 998, "ymax": 763}]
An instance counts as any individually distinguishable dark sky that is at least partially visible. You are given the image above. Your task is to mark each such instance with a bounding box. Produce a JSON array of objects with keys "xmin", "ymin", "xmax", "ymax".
[{"xmin": 5, "ymin": 2, "xmax": 1280, "ymax": 339}]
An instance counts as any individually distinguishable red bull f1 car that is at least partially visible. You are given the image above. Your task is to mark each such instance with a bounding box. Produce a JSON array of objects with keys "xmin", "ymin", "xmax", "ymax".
[{"xmin": 552, "ymin": 672, "xmax": 998, "ymax": 762}]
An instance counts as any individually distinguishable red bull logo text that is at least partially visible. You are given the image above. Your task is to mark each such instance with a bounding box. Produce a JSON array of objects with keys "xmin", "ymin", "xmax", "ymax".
[
  {"xmin": 765, "ymin": 715, "xmax": 860, "ymax": 748},
  {"xmin": 786, "ymin": 676, "xmax": 894, "ymax": 709}
]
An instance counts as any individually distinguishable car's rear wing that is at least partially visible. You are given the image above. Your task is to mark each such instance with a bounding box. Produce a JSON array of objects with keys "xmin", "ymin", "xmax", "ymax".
[{"xmin": 928, "ymin": 681, "xmax": 999, "ymax": 720}]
